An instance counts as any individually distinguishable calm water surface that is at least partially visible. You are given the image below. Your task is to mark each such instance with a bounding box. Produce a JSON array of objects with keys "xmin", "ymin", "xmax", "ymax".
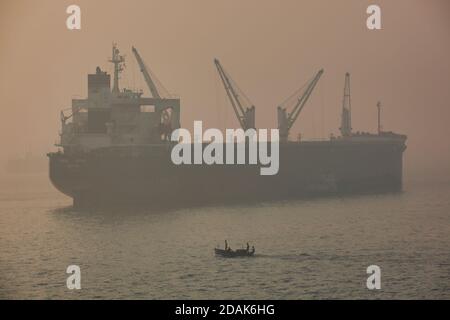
[{"xmin": 0, "ymin": 174, "xmax": 449, "ymax": 299}]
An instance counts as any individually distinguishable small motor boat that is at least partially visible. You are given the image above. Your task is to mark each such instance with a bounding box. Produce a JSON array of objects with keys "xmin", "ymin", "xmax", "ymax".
[{"xmin": 214, "ymin": 247, "xmax": 255, "ymax": 258}]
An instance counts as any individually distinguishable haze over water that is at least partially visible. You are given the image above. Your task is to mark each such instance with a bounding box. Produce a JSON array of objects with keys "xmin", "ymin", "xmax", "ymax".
[
  {"xmin": 1, "ymin": 0, "xmax": 449, "ymax": 300},
  {"xmin": 1, "ymin": 173, "xmax": 449, "ymax": 299}
]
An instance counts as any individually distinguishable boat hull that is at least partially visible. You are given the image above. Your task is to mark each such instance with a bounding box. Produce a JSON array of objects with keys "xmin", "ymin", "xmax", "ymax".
[
  {"xmin": 214, "ymin": 248, "xmax": 255, "ymax": 257},
  {"xmin": 48, "ymin": 138, "xmax": 407, "ymax": 208}
]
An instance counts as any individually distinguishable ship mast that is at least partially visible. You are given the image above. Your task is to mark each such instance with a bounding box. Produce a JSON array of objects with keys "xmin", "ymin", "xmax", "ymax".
[
  {"xmin": 109, "ymin": 43, "xmax": 125, "ymax": 94},
  {"xmin": 339, "ymin": 72, "xmax": 352, "ymax": 137}
]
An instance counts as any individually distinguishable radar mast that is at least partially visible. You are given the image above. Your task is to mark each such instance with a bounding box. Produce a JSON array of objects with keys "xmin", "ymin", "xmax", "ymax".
[{"xmin": 109, "ymin": 43, "xmax": 125, "ymax": 94}]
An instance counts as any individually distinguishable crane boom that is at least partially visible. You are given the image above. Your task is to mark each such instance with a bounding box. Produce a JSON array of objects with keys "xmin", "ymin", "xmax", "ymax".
[
  {"xmin": 214, "ymin": 59, "xmax": 255, "ymax": 130},
  {"xmin": 132, "ymin": 46, "xmax": 161, "ymax": 99},
  {"xmin": 278, "ymin": 69, "xmax": 324, "ymax": 142}
]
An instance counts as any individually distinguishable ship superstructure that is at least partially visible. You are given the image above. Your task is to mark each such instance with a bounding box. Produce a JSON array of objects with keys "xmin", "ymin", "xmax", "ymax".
[{"xmin": 59, "ymin": 44, "xmax": 179, "ymax": 153}]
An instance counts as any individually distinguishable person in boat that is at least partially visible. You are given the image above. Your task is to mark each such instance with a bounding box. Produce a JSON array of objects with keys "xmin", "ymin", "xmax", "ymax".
[
  {"xmin": 225, "ymin": 240, "xmax": 232, "ymax": 251},
  {"xmin": 246, "ymin": 242, "xmax": 250, "ymax": 252},
  {"xmin": 251, "ymin": 246, "xmax": 255, "ymax": 254}
]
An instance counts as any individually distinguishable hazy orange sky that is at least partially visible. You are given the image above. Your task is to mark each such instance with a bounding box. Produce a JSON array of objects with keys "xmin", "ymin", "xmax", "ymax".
[{"xmin": 1, "ymin": 0, "xmax": 449, "ymax": 179}]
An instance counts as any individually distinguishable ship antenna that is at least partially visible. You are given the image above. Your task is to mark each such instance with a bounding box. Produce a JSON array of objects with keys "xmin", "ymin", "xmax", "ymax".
[
  {"xmin": 109, "ymin": 43, "xmax": 125, "ymax": 94},
  {"xmin": 377, "ymin": 101, "xmax": 382, "ymax": 134}
]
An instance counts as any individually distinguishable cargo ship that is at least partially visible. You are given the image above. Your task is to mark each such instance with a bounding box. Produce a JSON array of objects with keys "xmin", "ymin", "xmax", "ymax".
[{"xmin": 48, "ymin": 45, "xmax": 407, "ymax": 208}]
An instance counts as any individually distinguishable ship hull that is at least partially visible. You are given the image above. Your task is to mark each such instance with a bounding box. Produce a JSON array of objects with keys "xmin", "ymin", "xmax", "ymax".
[{"xmin": 48, "ymin": 138, "xmax": 406, "ymax": 208}]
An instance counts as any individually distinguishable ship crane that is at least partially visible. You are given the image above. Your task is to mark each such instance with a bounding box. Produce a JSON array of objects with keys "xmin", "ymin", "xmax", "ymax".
[
  {"xmin": 214, "ymin": 59, "xmax": 256, "ymax": 130},
  {"xmin": 277, "ymin": 69, "xmax": 324, "ymax": 142},
  {"xmin": 132, "ymin": 46, "xmax": 164, "ymax": 99},
  {"xmin": 132, "ymin": 46, "xmax": 173, "ymax": 139}
]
